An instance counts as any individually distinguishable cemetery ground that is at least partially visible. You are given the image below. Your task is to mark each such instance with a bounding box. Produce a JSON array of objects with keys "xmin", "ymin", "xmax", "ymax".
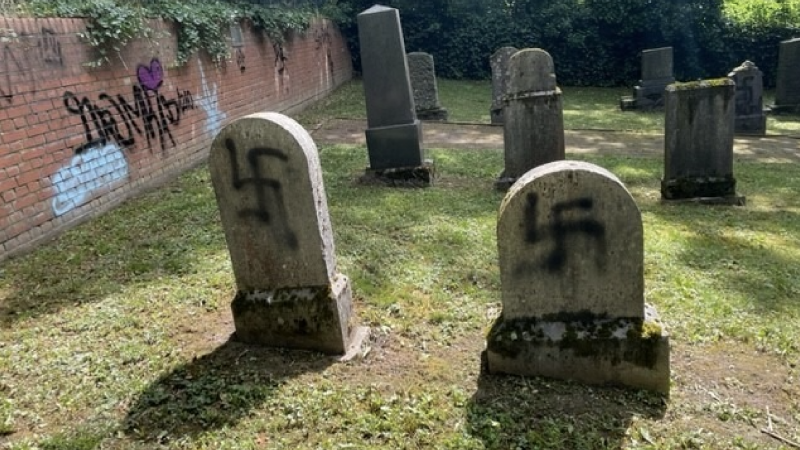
[{"xmin": 1, "ymin": 81, "xmax": 799, "ymax": 450}]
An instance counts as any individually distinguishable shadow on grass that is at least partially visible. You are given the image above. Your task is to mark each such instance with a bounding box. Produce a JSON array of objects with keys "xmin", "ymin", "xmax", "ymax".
[
  {"xmin": 0, "ymin": 169, "xmax": 226, "ymax": 326},
  {"xmin": 466, "ymin": 370, "xmax": 666, "ymax": 450},
  {"xmin": 122, "ymin": 338, "xmax": 333, "ymax": 444}
]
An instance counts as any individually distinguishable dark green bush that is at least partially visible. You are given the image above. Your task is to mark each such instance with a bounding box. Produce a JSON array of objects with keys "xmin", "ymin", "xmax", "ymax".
[{"xmin": 332, "ymin": 0, "xmax": 799, "ymax": 86}]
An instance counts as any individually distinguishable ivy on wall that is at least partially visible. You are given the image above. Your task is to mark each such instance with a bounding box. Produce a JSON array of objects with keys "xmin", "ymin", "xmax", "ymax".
[{"xmin": 20, "ymin": 0, "xmax": 330, "ymax": 66}]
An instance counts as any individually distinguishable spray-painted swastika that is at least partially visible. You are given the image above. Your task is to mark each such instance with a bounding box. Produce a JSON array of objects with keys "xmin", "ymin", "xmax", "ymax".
[
  {"xmin": 523, "ymin": 193, "xmax": 607, "ymax": 272},
  {"xmin": 226, "ymin": 138, "xmax": 299, "ymax": 250}
]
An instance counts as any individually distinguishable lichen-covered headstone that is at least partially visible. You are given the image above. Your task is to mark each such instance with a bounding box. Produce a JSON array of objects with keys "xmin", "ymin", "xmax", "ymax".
[
  {"xmin": 496, "ymin": 48, "xmax": 564, "ymax": 190},
  {"xmin": 728, "ymin": 61, "xmax": 766, "ymax": 135},
  {"xmin": 408, "ymin": 52, "xmax": 448, "ymax": 121},
  {"xmin": 490, "ymin": 46, "xmax": 518, "ymax": 124},
  {"xmin": 773, "ymin": 38, "xmax": 800, "ymax": 114},
  {"xmin": 662, "ymin": 79, "xmax": 745, "ymax": 205},
  {"xmin": 209, "ymin": 112, "xmax": 363, "ymax": 354},
  {"xmin": 487, "ymin": 161, "xmax": 670, "ymax": 394},
  {"xmin": 358, "ymin": 5, "xmax": 430, "ymax": 183},
  {"xmin": 620, "ymin": 47, "xmax": 675, "ymax": 111}
]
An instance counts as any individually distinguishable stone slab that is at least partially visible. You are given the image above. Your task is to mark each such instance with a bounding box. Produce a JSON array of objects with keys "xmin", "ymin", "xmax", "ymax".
[
  {"xmin": 774, "ymin": 38, "xmax": 800, "ymax": 111},
  {"xmin": 498, "ymin": 161, "xmax": 644, "ymax": 320},
  {"xmin": 490, "ymin": 46, "xmax": 519, "ymax": 124},
  {"xmin": 729, "ymin": 60, "xmax": 766, "ymax": 136},
  {"xmin": 486, "ymin": 304, "xmax": 670, "ymax": 394},
  {"xmin": 408, "ymin": 51, "xmax": 446, "ymax": 118},
  {"xmin": 364, "ymin": 120, "xmax": 424, "ymax": 170},
  {"xmin": 663, "ymin": 79, "xmax": 739, "ymax": 201},
  {"xmin": 641, "ymin": 47, "xmax": 674, "ymax": 82}
]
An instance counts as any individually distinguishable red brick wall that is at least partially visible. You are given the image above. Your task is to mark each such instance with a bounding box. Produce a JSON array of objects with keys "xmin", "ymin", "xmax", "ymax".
[{"xmin": 0, "ymin": 17, "xmax": 352, "ymax": 261}]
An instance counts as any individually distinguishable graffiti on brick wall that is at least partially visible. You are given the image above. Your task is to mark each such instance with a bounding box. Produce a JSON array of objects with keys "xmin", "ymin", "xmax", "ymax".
[
  {"xmin": 1, "ymin": 27, "xmax": 65, "ymax": 106},
  {"xmin": 62, "ymin": 58, "xmax": 195, "ymax": 153},
  {"xmin": 274, "ymin": 43, "xmax": 289, "ymax": 94},
  {"xmin": 198, "ymin": 60, "xmax": 226, "ymax": 136},
  {"xmin": 314, "ymin": 24, "xmax": 334, "ymax": 85},
  {"xmin": 51, "ymin": 141, "xmax": 129, "ymax": 216}
]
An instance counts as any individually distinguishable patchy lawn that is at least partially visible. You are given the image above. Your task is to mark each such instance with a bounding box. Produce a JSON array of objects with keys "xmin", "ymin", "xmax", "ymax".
[{"xmin": 1, "ymin": 142, "xmax": 798, "ymax": 449}]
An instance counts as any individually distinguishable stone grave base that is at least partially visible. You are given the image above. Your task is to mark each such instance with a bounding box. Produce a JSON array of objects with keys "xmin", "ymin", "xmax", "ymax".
[
  {"xmin": 494, "ymin": 174, "xmax": 517, "ymax": 192},
  {"xmin": 735, "ymin": 115, "xmax": 767, "ymax": 136},
  {"xmin": 769, "ymin": 103, "xmax": 800, "ymax": 115},
  {"xmin": 620, "ymin": 82, "xmax": 671, "ymax": 111},
  {"xmin": 231, "ymin": 274, "xmax": 355, "ymax": 355},
  {"xmin": 365, "ymin": 121, "xmax": 424, "ymax": 169},
  {"xmin": 417, "ymin": 108, "xmax": 449, "ymax": 121},
  {"xmin": 661, "ymin": 175, "xmax": 745, "ymax": 205},
  {"xmin": 485, "ymin": 305, "xmax": 670, "ymax": 394},
  {"xmin": 360, "ymin": 160, "xmax": 435, "ymax": 187}
]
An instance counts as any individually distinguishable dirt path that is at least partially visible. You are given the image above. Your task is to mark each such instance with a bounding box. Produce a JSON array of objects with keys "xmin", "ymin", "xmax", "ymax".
[{"xmin": 311, "ymin": 118, "xmax": 800, "ymax": 163}]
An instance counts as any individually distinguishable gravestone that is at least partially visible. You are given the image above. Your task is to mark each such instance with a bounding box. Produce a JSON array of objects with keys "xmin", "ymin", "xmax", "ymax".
[
  {"xmin": 408, "ymin": 52, "xmax": 448, "ymax": 121},
  {"xmin": 358, "ymin": 5, "xmax": 431, "ymax": 184},
  {"xmin": 209, "ymin": 112, "xmax": 367, "ymax": 355},
  {"xmin": 728, "ymin": 61, "xmax": 766, "ymax": 135},
  {"xmin": 496, "ymin": 48, "xmax": 564, "ymax": 191},
  {"xmin": 487, "ymin": 160, "xmax": 670, "ymax": 394},
  {"xmin": 620, "ymin": 47, "xmax": 675, "ymax": 111},
  {"xmin": 662, "ymin": 79, "xmax": 745, "ymax": 205},
  {"xmin": 490, "ymin": 47, "xmax": 519, "ymax": 124},
  {"xmin": 773, "ymin": 38, "xmax": 800, "ymax": 113}
]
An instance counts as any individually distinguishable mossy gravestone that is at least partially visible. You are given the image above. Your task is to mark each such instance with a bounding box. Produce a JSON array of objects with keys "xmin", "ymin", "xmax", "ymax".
[
  {"xmin": 496, "ymin": 48, "xmax": 564, "ymax": 191},
  {"xmin": 662, "ymin": 79, "xmax": 745, "ymax": 205},
  {"xmin": 209, "ymin": 113, "xmax": 364, "ymax": 355},
  {"xmin": 487, "ymin": 161, "xmax": 670, "ymax": 394},
  {"xmin": 490, "ymin": 46, "xmax": 519, "ymax": 125},
  {"xmin": 408, "ymin": 52, "xmax": 448, "ymax": 121}
]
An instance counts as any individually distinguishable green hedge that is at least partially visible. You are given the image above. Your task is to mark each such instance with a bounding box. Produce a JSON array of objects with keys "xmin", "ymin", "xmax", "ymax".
[{"xmin": 332, "ymin": 0, "xmax": 799, "ymax": 86}]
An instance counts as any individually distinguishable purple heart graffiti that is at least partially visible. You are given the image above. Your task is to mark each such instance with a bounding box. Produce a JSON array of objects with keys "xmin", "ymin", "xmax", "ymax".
[{"xmin": 137, "ymin": 58, "xmax": 164, "ymax": 91}]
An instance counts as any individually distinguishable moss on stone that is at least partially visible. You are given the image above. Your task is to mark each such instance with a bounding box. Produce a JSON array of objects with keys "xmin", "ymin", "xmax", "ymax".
[
  {"xmin": 486, "ymin": 314, "xmax": 665, "ymax": 369},
  {"xmin": 670, "ymin": 78, "xmax": 734, "ymax": 90}
]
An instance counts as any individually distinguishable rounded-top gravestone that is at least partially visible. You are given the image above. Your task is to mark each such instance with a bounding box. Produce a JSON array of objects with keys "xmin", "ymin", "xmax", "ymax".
[{"xmin": 498, "ymin": 160, "xmax": 643, "ymax": 319}]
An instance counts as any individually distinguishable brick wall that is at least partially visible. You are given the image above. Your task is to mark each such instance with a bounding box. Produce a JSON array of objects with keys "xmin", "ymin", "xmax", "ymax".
[{"xmin": 0, "ymin": 17, "xmax": 352, "ymax": 261}]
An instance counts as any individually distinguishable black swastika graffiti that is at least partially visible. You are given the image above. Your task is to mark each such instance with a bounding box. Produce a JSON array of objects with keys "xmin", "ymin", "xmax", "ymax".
[
  {"xmin": 226, "ymin": 138, "xmax": 299, "ymax": 250},
  {"xmin": 523, "ymin": 193, "xmax": 607, "ymax": 272}
]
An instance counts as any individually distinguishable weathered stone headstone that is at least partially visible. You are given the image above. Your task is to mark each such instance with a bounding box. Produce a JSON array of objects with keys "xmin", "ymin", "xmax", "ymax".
[
  {"xmin": 209, "ymin": 112, "xmax": 366, "ymax": 355},
  {"xmin": 408, "ymin": 52, "xmax": 448, "ymax": 121},
  {"xmin": 773, "ymin": 38, "xmax": 800, "ymax": 113},
  {"xmin": 728, "ymin": 60, "xmax": 766, "ymax": 135},
  {"xmin": 496, "ymin": 48, "xmax": 564, "ymax": 190},
  {"xmin": 490, "ymin": 46, "xmax": 518, "ymax": 124},
  {"xmin": 358, "ymin": 5, "xmax": 431, "ymax": 184},
  {"xmin": 662, "ymin": 79, "xmax": 745, "ymax": 205},
  {"xmin": 486, "ymin": 160, "xmax": 670, "ymax": 394},
  {"xmin": 620, "ymin": 47, "xmax": 675, "ymax": 111}
]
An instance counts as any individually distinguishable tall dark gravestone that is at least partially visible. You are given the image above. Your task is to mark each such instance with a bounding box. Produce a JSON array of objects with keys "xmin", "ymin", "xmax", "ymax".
[
  {"xmin": 357, "ymin": 5, "xmax": 430, "ymax": 184},
  {"xmin": 209, "ymin": 112, "xmax": 367, "ymax": 355},
  {"xmin": 773, "ymin": 38, "xmax": 800, "ymax": 113},
  {"xmin": 662, "ymin": 80, "xmax": 745, "ymax": 205},
  {"xmin": 620, "ymin": 47, "xmax": 675, "ymax": 111},
  {"xmin": 728, "ymin": 60, "xmax": 766, "ymax": 136}
]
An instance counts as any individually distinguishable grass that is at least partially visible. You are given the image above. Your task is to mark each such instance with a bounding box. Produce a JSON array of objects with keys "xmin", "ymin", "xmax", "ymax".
[
  {"xmin": 1, "ymin": 80, "xmax": 800, "ymax": 449},
  {"xmin": 300, "ymin": 78, "xmax": 800, "ymax": 135}
]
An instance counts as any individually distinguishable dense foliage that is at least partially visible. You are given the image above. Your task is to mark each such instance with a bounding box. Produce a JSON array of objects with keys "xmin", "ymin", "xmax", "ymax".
[
  {"xmin": 20, "ymin": 0, "xmax": 319, "ymax": 66},
  {"xmin": 332, "ymin": 0, "xmax": 800, "ymax": 86}
]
